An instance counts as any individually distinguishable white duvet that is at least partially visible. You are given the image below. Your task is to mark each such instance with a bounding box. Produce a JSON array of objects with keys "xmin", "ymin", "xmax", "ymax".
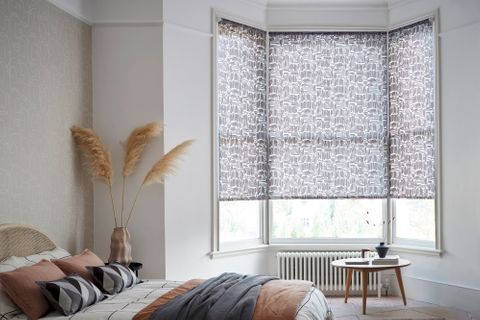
[{"xmin": 10, "ymin": 280, "xmax": 332, "ymax": 320}]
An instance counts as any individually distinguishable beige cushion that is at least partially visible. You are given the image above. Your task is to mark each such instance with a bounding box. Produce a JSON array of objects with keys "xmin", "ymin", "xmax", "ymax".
[
  {"xmin": 0, "ymin": 260, "xmax": 66, "ymax": 319},
  {"xmin": 0, "ymin": 247, "xmax": 71, "ymax": 319},
  {"xmin": 53, "ymin": 249, "xmax": 104, "ymax": 282}
]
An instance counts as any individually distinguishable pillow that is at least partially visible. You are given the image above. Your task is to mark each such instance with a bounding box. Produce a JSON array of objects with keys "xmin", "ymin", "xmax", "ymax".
[
  {"xmin": 0, "ymin": 247, "xmax": 71, "ymax": 319},
  {"xmin": 0, "ymin": 247, "xmax": 71, "ymax": 272},
  {"xmin": 52, "ymin": 249, "xmax": 104, "ymax": 282},
  {"xmin": 0, "ymin": 260, "xmax": 66, "ymax": 319},
  {"xmin": 37, "ymin": 274, "xmax": 105, "ymax": 316},
  {"xmin": 87, "ymin": 263, "xmax": 139, "ymax": 294}
]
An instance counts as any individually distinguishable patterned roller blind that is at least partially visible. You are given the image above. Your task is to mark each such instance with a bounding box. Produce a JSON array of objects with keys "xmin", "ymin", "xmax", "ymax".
[
  {"xmin": 268, "ymin": 32, "xmax": 388, "ymax": 199},
  {"xmin": 388, "ymin": 20, "xmax": 435, "ymax": 199},
  {"xmin": 217, "ymin": 20, "xmax": 268, "ymax": 201},
  {"xmin": 216, "ymin": 19, "xmax": 435, "ymax": 201}
]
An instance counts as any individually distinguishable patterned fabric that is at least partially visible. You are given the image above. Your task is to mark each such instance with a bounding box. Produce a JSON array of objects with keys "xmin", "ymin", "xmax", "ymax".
[
  {"xmin": 217, "ymin": 19, "xmax": 268, "ymax": 201},
  {"xmin": 37, "ymin": 275, "xmax": 104, "ymax": 316},
  {"xmin": 388, "ymin": 20, "xmax": 435, "ymax": 198},
  {"xmin": 0, "ymin": 247, "xmax": 71, "ymax": 272},
  {"xmin": 268, "ymin": 32, "xmax": 388, "ymax": 199},
  {"xmin": 216, "ymin": 19, "xmax": 435, "ymax": 201},
  {"xmin": 6, "ymin": 280, "xmax": 331, "ymax": 320},
  {"xmin": 0, "ymin": 248, "xmax": 71, "ymax": 320},
  {"xmin": 87, "ymin": 263, "xmax": 139, "ymax": 294}
]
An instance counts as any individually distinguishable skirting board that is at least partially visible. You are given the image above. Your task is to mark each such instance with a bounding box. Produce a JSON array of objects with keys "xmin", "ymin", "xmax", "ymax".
[{"xmin": 402, "ymin": 276, "xmax": 480, "ymax": 315}]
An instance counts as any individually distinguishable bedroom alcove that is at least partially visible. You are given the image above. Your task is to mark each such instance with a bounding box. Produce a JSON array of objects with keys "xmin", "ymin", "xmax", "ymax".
[
  {"xmin": 1, "ymin": 0, "xmax": 479, "ymax": 317},
  {"xmin": 91, "ymin": 0, "xmax": 480, "ymax": 314}
]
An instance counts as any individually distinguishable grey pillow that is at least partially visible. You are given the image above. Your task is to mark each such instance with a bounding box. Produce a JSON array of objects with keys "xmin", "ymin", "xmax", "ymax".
[
  {"xmin": 37, "ymin": 274, "xmax": 104, "ymax": 316},
  {"xmin": 87, "ymin": 262, "xmax": 139, "ymax": 294}
]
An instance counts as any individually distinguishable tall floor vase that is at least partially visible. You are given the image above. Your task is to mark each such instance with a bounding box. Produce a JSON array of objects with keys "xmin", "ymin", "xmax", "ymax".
[{"xmin": 108, "ymin": 227, "xmax": 132, "ymax": 265}]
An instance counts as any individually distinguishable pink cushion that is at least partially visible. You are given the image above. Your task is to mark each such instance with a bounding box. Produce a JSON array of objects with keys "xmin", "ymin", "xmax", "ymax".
[
  {"xmin": 0, "ymin": 260, "xmax": 66, "ymax": 319},
  {"xmin": 53, "ymin": 249, "xmax": 104, "ymax": 282}
]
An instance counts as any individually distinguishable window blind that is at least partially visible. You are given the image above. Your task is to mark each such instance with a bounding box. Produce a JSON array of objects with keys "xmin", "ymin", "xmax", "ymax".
[
  {"xmin": 217, "ymin": 19, "xmax": 435, "ymax": 201},
  {"xmin": 268, "ymin": 32, "xmax": 388, "ymax": 199},
  {"xmin": 388, "ymin": 20, "xmax": 435, "ymax": 199},
  {"xmin": 217, "ymin": 20, "xmax": 268, "ymax": 201}
]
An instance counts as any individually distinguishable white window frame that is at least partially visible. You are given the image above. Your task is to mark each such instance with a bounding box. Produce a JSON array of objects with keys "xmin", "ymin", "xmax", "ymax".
[{"xmin": 211, "ymin": 9, "xmax": 442, "ymax": 256}]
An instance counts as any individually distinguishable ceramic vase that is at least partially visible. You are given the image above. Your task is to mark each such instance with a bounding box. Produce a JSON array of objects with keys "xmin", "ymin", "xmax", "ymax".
[
  {"xmin": 108, "ymin": 227, "xmax": 132, "ymax": 265},
  {"xmin": 375, "ymin": 242, "xmax": 389, "ymax": 258}
]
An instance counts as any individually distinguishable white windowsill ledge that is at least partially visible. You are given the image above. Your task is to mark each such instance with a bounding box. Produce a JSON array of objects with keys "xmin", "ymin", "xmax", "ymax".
[
  {"xmin": 389, "ymin": 244, "xmax": 442, "ymax": 256},
  {"xmin": 209, "ymin": 243, "xmax": 442, "ymax": 259},
  {"xmin": 209, "ymin": 245, "xmax": 268, "ymax": 259}
]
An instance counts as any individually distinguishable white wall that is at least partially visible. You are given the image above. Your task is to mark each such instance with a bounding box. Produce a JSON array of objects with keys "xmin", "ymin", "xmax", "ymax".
[
  {"xmin": 92, "ymin": 22, "xmax": 165, "ymax": 278},
  {"xmin": 162, "ymin": 0, "xmax": 268, "ymax": 280},
  {"xmin": 267, "ymin": 2, "xmax": 387, "ymax": 30},
  {"xmin": 388, "ymin": 0, "xmax": 480, "ymax": 314}
]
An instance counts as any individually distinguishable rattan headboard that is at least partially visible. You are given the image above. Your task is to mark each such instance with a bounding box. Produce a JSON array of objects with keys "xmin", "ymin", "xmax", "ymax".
[{"xmin": 0, "ymin": 224, "xmax": 56, "ymax": 261}]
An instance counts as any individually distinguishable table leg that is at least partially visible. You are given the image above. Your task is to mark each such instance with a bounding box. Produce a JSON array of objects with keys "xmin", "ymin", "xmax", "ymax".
[
  {"xmin": 362, "ymin": 271, "xmax": 368, "ymax": 314},
  {"xmin": 395, "ymin": 267, "xmax": 407, "ymax": 306},
  {"xmin": 344, "ymin": 269, "xmax": 353, "ymax": 303}
]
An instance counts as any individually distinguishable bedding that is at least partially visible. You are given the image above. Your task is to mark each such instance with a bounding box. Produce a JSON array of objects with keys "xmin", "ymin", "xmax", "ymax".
[
  {"xmin": 8, "ymin": 280, "xmax": 332, "ymax": 320},
  {"xmin": 147, "ymin": 273, "xmax": 278, "ymax": 320}
]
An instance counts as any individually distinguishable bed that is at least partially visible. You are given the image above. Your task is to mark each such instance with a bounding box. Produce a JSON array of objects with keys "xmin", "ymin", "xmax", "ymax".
[{"xmin": 0, "ymin": 224, "xmax": 333, "ymax": 320}]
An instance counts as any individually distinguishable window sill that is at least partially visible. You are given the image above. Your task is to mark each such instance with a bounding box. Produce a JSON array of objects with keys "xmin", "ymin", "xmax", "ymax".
[
  {"xmin": 209, "ymin": 245, "xmax": 268, "ymax": 259},
  {"xmin": 389, "ymin": 244, "xmax": 442, "ymax": 256},
  {"xmin": 268, "ymin": 243, "xmax": 380, "ymax": 251}
]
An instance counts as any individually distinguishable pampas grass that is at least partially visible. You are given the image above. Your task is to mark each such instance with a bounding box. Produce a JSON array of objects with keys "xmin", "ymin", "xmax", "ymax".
[
  {"xmin": 71, "ymin": 123, "xmax": 192, "ymax": 228},
  {"xmin": 122, "ymin": 122, "xmax": 162, "ymax": 177},
  {"xmin": 143, "ymin": 140, "xmax": 193, "ymax": 186},
  {"xmin": 120, "ymin": 122, "xmax": 162, "ymax": 224},
  {"xmin": 125, "ymin": 140, "xmax": 194, "ymax": 227},
  {"xmin": 70, "ymin": 126, "xmax": 118, "ymax": 226}
]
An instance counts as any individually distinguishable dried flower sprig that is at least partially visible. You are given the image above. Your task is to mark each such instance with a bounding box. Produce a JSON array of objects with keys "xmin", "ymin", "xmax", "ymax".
[
  {"xmin": 70, "ymin": 126, "xmax": 118, "ymax": 226},
  {"xmin": 125, "ymin": 140, "xmax": 194, "ymax": 227},
  {"xmin": 71, "ymin": 123, "xmax": 192, "ymax": 228},
  {"xmin": 120, "ymin": 122, "xmax": 162, "ymax": 225},
  {"xmin": 365, "ymin": 211, "xmax": 395, "ymax": 227}
]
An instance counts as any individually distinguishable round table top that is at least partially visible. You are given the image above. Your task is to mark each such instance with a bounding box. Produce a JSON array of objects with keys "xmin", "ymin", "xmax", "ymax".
[{"xmin": 331, "ymin": 258, "xmax": 411, "ymax": 270}]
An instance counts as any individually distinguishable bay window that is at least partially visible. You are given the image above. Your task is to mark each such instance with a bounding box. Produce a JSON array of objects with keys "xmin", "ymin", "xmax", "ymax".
[{"xmin": 214, "ymin": 16, "xmax": 438, "ymax": 252}]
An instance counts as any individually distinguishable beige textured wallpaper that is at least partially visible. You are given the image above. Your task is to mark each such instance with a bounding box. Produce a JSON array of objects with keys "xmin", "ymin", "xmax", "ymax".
[{"xmin": 0, "ymin": 0, "xmax": 93, "ymax": 253}]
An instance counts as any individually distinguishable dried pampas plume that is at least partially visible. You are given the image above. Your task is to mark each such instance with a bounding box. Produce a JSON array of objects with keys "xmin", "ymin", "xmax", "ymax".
[
  {"xmin": 120, "ymin": 122, "xmax": 162, "ymax": 225},
  {"xmin": 71, "ymin": 123, "xmax": 192, "ymax": 228},
  {"xmin": 71, "ymin": 126, "xmax": 113, "ymax": 186},
  {"xmin": 143, "ymin": 140, "xmax": 194, "ymax": 186},
  {"xmin": 71, "ymin": 126, "xmax": 118, "ymax": 226},
  {"xmin": 125, "ymin": 140, "xmax": 194, "ymax": 226},
  {"xmin": 122, "ymin": 122, "xmax": 162, "ymax": 177}
]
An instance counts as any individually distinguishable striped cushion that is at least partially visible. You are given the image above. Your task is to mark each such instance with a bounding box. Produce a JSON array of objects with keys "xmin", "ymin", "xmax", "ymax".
[
  {"xmin": 37, "ymin": 275, "xmax": 104, "ymax": 315},
  {"xmin": 87, "ymin": 263, "xmax": 139, "ymax": 294}
]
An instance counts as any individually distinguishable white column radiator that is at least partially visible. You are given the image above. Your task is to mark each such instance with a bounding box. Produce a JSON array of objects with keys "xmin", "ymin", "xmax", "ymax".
[{"xmin": 276, "ymin": 251, "xmax": 381, "ymax": 297}]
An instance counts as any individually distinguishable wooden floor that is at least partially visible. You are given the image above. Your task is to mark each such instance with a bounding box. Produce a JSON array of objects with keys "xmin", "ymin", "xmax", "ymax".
[{"xmin": 328, "ymin": 296, "xmax": 480, "ymax": 320}]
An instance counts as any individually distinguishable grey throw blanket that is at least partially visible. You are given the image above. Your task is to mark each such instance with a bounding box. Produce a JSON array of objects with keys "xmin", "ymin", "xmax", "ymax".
[{"xmin": 150, "ymin": 273, "xmax": 277, "ymax": 320}]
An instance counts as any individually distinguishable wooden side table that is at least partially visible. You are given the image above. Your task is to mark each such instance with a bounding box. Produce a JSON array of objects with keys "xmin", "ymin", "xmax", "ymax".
[{"xmin": 331, "ymin": 259, "xmax": 411, "ymax": 315}]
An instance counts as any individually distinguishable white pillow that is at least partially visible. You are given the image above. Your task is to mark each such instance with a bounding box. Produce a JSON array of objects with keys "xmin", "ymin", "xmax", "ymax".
[
  {"xmin": 0, "ymin": 247, "xmax": 71, "ymax": 272},
  {"xmin": 0, "ymin": 247, "xmax": 71, "ymax": 319}
]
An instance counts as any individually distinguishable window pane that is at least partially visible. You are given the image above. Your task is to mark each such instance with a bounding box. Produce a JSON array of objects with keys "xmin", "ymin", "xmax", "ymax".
[
  {"xmin": 220, "ymin": 200, "xmax": 261, "ymax": 242},
  {"xmin": 395, "ymin": 199, "xmax": 435, "ymax": 242},
  {"xmin": 272, "ymin": 199, "xmax": 383, "ymax": 239}
]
